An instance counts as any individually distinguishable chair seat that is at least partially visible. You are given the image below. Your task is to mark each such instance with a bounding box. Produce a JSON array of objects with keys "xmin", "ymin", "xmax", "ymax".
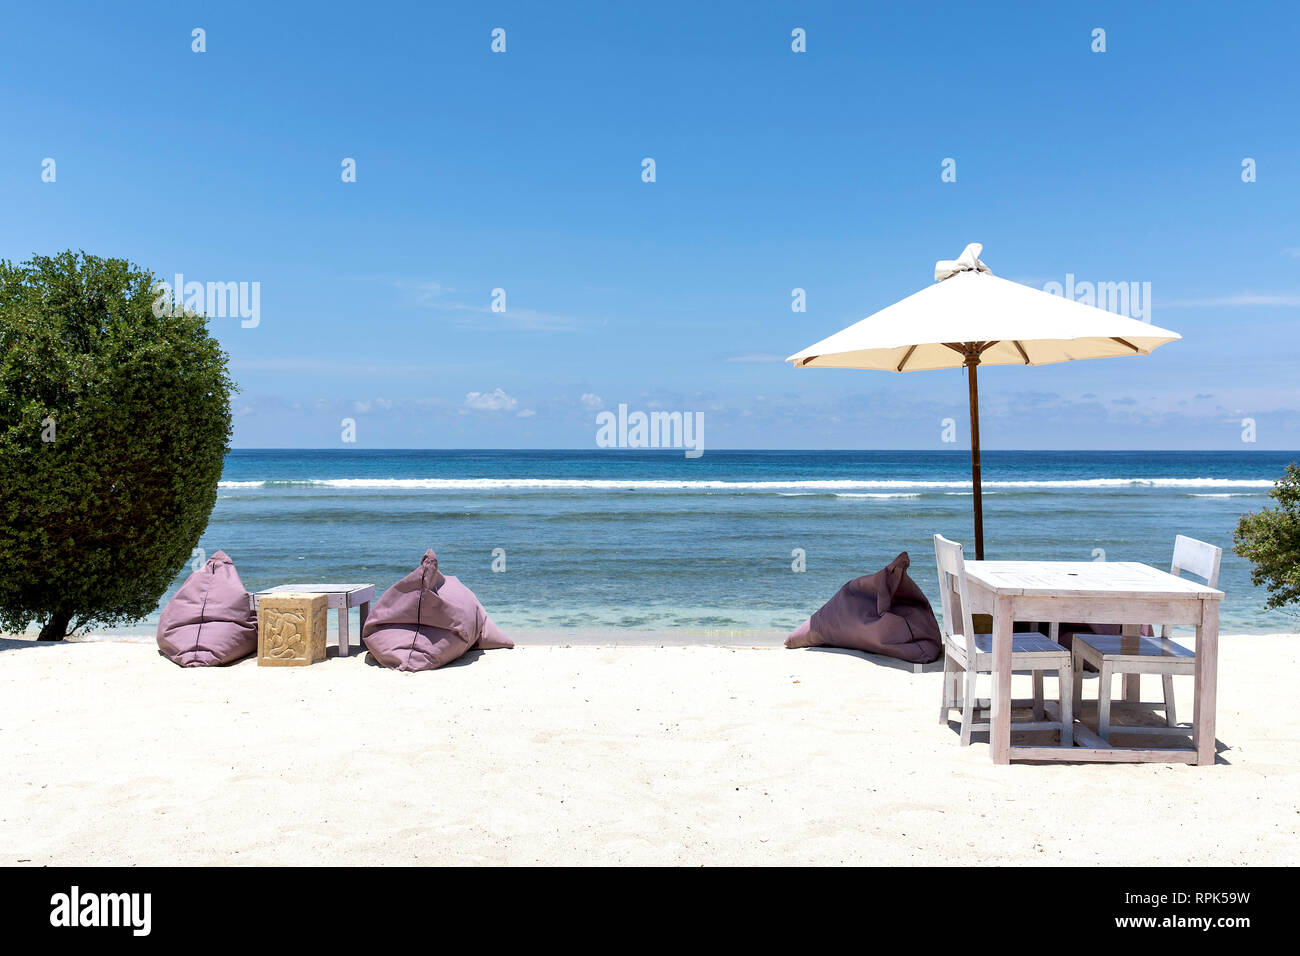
[
  {"xmin": 946, "ymin": 631, "xmax": 1069, "ymax": 666},
  {"xmin": 976, "ymin": 632, "xmax": 1064, "ymax": 655},
  {"xmin": 1075, "ymin": 635, "xmax": 1195, "ymax": 661}
]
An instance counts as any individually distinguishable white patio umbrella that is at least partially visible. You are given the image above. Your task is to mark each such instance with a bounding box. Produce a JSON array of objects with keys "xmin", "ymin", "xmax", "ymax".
[{"xmin": 787, "ymin": 243, "xmax": 1181, "ymax": 558}]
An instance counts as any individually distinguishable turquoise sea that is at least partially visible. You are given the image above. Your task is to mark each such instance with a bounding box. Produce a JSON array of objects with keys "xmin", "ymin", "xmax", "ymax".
[{"xmin": 97, "ymin": 448, "xmax": 1298, "ymax": 640}]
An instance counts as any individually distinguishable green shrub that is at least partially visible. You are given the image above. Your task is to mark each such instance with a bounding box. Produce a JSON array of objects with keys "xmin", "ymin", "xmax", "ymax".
[
  {"xmin": 1234, "ymin": 463, "xmax": 1300, "ymax": 611},
  {"xmin": 0, "ymin": 251, "xmax": 233, "ymax": 639}
]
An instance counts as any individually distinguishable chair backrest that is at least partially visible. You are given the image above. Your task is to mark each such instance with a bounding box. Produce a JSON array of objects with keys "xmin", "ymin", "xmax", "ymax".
[
  {"xmin": 1155, "ymin": 535, "xmax": 1222, "ymax": 641},
  {"xmin": 1170, "ymin": 534, "xmax": 1222, "ymax": 588},
  {"xmin": 934, "ymin": 534, "xmax": 976, "ymax": 659}
]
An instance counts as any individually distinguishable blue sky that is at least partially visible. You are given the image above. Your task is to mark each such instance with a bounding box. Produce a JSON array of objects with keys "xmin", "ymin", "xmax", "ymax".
[{"xmin": 3, "ymin": 0, "xmax": 1298, "ymax": 449}]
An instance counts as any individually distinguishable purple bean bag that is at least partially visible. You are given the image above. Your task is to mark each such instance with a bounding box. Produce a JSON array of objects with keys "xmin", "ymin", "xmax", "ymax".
[
  {"xmin": 362, "ymin": 549, "xmax": 514, "ymax": 671},
  {"xmin": 156, "ymin": 550, "xmax": 258, "ymax": 667},
  {"xmin": 785, "ymin": 551, "xmax": 942, "ymax": 664}
]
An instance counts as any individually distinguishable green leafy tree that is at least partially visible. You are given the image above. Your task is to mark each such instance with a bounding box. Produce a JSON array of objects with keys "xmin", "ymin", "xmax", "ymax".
[
  {"xmin": 0, "ymin": 251, "xmax": 233, "ymax": 639},
  {"xmin": 1234, "ymin": 463, "xmax": 1300, "ymax": 611}
]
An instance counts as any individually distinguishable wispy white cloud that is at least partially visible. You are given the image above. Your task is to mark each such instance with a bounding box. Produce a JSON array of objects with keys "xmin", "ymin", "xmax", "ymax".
[
  {"xmin": 382, "ymin": 278, "xmax": 581, "ymax": 331},
  {"xmin": 465, "ymin": 388, "xmax": 518, "ymax": 412},
  {"xmin": 229, "ymin": 381, "xmax": 1300, "ymax": 449},
  {"xmin": 1164, "ymin": 293, "xmax": 1300, "ymax": 307},
  {"xmin": 230, "ymin": 357, "xmax": 457, "ymax": 375},
  {"xmin": 388, "ymin": 279, "xmax": 462, "ymax": 303}
]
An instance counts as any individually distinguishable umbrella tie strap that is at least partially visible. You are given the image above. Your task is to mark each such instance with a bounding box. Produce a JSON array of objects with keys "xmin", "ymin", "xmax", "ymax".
[{"xmin": 935, "ymin": 242, "xmax": 992, "ymax": 282}]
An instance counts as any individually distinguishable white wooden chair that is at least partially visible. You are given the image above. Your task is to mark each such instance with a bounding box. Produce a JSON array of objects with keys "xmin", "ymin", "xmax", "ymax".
[
  {"xmin": 1071, "ymin": 535, "xmax": 1221, "ymax": 743},
  {"xmin": 934, "ymin": 534, "xmax": 1073, "ymax": 746}
]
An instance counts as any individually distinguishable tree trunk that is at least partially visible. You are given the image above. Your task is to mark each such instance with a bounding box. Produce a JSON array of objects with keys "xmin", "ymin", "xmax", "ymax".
[{"xmin": 37, "ymin": 610, "xmax": 73, "ymax": 641}]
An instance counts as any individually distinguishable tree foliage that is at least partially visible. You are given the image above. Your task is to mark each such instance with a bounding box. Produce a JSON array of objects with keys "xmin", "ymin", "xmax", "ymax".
[
  {"xmin": 1234, "ymin": 463, "xmax": 1300, "ymax": 611},
  {"xmin": 0, "ymin": 251, "xmax": 233, "ymax": 639}
]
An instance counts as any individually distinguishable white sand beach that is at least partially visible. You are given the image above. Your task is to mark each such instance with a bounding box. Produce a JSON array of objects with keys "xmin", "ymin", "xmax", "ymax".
[{"xmin": 2, "ymin": 635, "xmax": 1297, "ymax": 866}]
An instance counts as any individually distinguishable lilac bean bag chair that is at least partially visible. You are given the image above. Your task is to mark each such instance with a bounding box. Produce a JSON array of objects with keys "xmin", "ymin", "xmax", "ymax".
[
  {"xmin": 362, "ymin": 549, "xmax": 514, "ymax": 671},
  {"xmin": 156, "ymin": 550, "xmax": 258, "ymax": 667},
  {"xmin": 785, "ymin": 551, "xmax": 942, "ymax": 664}
]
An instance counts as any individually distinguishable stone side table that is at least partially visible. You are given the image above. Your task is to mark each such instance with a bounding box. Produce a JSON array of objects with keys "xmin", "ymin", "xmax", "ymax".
[
  {"xmin": 253, "ymin": 584, "xmax": 376, "ymax": 658},
  {"xmin": 257, "ymin": 592, "xmax": 329, "ymax": 666}
]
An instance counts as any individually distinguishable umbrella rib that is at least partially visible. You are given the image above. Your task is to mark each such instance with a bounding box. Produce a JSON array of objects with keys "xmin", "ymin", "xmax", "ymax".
[
  {"xmin": 1112, "ymin": 336, "xmax": 1141, "ymax": 353},
  {"xmin": 896, "ymin": 344, "xmax": 918, "ymax": 371},
  {"xmin": 1013, "ymin": 340, "xmax": 1031, "ymax": 364}
]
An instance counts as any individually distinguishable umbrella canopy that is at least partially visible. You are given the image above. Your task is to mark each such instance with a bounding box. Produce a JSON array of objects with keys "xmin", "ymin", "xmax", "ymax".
[{"xmin": 787, "ymin": 243, "xmax": 1181, "ymax": 557}]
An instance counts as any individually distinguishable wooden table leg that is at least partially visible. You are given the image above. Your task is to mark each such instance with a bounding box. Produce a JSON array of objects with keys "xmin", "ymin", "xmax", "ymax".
[
  {"xmin": 1192, "ymin": 599, "xmax": 1220, "ymax": 766},
  {"xmin": 338, "ymin": 604, "xmax": 350, "ymax": 657},
  {"xmin": 991, "ymin": 595, "xmax": 1014, "ymax": 765},
  {"xmin": 358, "ymin": 601, "xmax": 369, "ymax": 656},
  {"xmin": 1121, "ymin": 623, "xmax": 1141, "ymax": 702}
]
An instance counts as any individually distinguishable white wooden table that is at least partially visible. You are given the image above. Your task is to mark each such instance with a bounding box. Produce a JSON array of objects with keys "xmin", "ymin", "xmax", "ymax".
[
  {"xmin": 252, "ymin": 584, "xmax": 376, "ymax": 658},
  {"xmin": 962, "ymin": 561, "xmax": 1223, "ymax": 765}
]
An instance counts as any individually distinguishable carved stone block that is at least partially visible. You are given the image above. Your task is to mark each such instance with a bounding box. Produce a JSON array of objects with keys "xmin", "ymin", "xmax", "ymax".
[{"xmin": 257, "ymin": 592, "xmax": 328, "ymax": 666}]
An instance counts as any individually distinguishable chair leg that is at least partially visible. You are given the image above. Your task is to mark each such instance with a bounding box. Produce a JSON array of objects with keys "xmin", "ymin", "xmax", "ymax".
[
  {"xmin": 940, "ymin": 652, "xmax": 954, "ymax": 723},
  {"xmin": 1072, "ymin": 645, "xmax": 1083, "ymax": 721},
  {"xmin": 1032, "ymin": 670, "xmax": 1045, "ymax": 721},
  {"xmin": 959, "ymin": 667, "xmax": 976, "ymax": 746},
  {"xmin": 1162, "ymin": 674, "xmax": 1177, "ymax": 727},
  {"xmin": 1098, "ymin": 662, "xmax": 1113, "ymax": 742},
  {"xmin": 1059, "ymin": 663, "xmax": 1073, "ymax": 747}
]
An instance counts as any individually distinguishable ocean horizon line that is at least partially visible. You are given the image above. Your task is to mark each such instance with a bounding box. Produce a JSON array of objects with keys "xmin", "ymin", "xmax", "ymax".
[{"xmin": 223, "ymin": 447, "xmax": 1300, "ymax": 454}]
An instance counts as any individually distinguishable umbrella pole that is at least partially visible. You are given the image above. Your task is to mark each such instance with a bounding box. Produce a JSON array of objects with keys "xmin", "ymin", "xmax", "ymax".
[{"xmin": 965, "ymin": 349, "xmax": 984, "ymax": 559}]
